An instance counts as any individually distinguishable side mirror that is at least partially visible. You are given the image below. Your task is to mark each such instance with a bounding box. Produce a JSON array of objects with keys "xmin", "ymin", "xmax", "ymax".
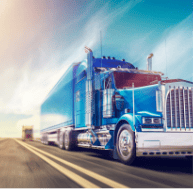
[{"xmin": 103, "ymin": 89, "xmax": 114, "ymax": 118}]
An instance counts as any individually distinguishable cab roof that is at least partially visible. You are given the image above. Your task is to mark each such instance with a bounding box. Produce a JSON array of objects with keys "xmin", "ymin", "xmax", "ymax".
[{"xmin": 93, "ymin": 58, "xmax": 135, "ymax": 69}]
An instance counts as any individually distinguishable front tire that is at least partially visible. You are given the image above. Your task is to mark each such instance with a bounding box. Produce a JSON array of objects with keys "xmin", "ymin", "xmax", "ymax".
[{"xmin": 116, "ymin": 124, "xmax": 136, "ymax": 164}]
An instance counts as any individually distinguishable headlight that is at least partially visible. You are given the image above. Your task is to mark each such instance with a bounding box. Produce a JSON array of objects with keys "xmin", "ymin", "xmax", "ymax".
[
  {"xmin": 153, "ymin": 118, "xmax": 161, "ymax": 124},
  {"xmin": 142, "ymin": 117, "xmax": 162, "ymax": 124}
]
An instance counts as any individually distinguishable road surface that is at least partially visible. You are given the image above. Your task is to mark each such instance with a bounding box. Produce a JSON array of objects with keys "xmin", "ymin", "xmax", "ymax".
[{"xmin": 0, "ymin": 138, "xmax": 192, "ymax": 188}]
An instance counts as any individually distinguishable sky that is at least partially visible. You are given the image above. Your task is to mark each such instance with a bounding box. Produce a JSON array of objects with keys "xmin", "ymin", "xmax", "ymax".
[{"xmin": 0, "ymin": 0, "xmax": 192, "ymax": 138}]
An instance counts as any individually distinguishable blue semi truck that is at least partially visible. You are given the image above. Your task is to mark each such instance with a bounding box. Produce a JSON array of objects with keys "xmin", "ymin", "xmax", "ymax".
[{"xmin": 41, "ymin": 46, "xmax": 193, "ymax": 164}]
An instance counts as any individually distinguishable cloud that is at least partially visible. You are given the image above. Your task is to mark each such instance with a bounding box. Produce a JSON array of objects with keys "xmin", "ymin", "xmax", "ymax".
[
  {"xmin": 0, "ymin": 0, "xmax": 141, "ymax": 115},
  {"xmin": 127, "ymin": 32, "xmax": 153, "ymax": 64},
  {"xmin": 127, "ymin": 14, "xmax": 192, "ymax": 82},
  {"xmin": 40, "ymin": 114, "xmax": 68, "ymax": 130},
  {"xmin": 151, "ymin": 14, "xmax": 192, "ymax": 80}
]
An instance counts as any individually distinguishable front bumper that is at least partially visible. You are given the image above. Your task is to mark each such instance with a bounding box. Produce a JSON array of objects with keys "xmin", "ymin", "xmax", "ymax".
[{"xmin": 136, "ymin": 132, "xmax": 193, "ymax": 157}]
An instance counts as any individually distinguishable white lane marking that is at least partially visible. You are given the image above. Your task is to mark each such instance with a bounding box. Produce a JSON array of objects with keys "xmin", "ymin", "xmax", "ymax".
[
  {"xmin": 15, "ymin": 139, "xmax": 99, "ymax": 188},
  {"xmin": 21, "ymin": 140, "xmax": 129, "ymax": 188}
]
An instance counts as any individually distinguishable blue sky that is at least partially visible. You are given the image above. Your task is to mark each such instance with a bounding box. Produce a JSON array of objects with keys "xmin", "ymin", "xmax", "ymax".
[{"xmin": 0, "ymin": 0, "xmax": 192, "ymax": 137}]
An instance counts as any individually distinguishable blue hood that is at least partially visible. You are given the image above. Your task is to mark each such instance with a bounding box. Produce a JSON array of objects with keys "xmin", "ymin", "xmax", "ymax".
[{"xmin": 117, "ymin": 84, "xmax": 162, "ymax": 117}]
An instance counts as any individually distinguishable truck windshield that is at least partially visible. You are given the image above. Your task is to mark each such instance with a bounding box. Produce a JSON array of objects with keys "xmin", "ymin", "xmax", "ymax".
[{"xmin": 113, "ymin": 71, "xmax": 161, "ymax": 89}]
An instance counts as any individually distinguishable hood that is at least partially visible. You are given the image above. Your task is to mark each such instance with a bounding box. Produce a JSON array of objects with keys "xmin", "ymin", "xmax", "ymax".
[{"xmin": 117, "ymin": 84, "xmax": 162, "ymax": 116}]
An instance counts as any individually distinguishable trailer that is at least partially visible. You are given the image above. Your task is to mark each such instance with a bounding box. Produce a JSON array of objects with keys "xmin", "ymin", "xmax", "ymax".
[
  {"xmin": 40, "ymin": 47, "xmax": 193, "ymax": 164},
  {"xmin": 22, "ymin": 126, "xmax": 33, "ymax": 141}
]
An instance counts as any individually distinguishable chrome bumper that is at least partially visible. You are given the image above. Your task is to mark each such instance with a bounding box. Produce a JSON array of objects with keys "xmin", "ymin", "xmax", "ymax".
[{"xmin": 136, "ymin": 132, "xmax": 193, "ymax": 157}]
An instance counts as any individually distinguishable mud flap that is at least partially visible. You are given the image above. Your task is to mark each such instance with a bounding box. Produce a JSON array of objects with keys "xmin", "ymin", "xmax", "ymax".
[{"xmin": 113, "ymin": 146, "xmax": 119, "ymax": 159}]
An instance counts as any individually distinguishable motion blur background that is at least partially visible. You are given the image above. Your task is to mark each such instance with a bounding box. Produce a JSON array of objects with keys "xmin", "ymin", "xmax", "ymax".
[{"xmin": 0, "ymin": 0, "xmax": 192, "ymax": 138}]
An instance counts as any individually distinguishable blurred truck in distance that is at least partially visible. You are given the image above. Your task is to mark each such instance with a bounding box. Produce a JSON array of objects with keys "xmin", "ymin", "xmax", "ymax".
[{"xmin": 22, "ymin": 126, "xmax": 33, "ymax": 141}]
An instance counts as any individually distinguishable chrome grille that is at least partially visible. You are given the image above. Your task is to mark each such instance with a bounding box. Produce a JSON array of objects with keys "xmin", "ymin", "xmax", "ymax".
[{"xmin": 166, "ymin": 87, "xmax": 193, "ymax": 131}]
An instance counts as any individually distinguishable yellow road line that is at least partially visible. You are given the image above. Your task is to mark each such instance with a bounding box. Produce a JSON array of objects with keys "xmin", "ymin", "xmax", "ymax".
[
  {"xmin": 15, "ymin": 139, "xmax": 99, "ymax": 188},
  {"xmin": 18, "ymin": 140, "xmax": 128, "ymax": 188}
]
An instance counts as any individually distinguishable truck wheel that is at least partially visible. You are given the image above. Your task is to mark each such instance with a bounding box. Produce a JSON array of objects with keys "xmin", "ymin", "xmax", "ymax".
[
  {"xmin": 116, "ymin": 124, "xmax": 136, "ymax": 164},
  {"xmin": 64, "ymin": 130, "xmax": 73, "ymax": 151},
  {"xmin": 59, "ymin": 134, "xmax": 65, "ymax": 149},
  {"xmin": 45, "ymin": 135, "xmax": 49, "ymax": 145}
]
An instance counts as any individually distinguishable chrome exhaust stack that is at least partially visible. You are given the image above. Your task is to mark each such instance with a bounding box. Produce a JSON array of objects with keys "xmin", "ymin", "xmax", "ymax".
[
  {"xmin": 85, "ymin": 46, "xmax": 93, "ymax": 129},
  {"xmin": 147, "ymin": 53, "xmax": 153, "ymax": 71},
  {"xmin": 85, "ymin": 46, "xmax": 97, "ymax": 144}
]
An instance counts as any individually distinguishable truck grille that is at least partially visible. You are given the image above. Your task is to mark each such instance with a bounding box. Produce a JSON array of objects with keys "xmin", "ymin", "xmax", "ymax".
[{"xmin": 166, "ymin": 86, "xmax": 193, "ymax": 131}]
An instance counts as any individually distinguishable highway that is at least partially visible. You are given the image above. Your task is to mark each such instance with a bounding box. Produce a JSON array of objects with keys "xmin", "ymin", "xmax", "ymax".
[{"xmin": 0, "ymin": 138, "xmax": 192, "ymax": 188}]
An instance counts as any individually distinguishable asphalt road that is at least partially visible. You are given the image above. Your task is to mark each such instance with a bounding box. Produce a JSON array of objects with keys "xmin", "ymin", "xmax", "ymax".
[{"xmin": 0, "ymin": 138, "xmax": 192, "ymax": 188}]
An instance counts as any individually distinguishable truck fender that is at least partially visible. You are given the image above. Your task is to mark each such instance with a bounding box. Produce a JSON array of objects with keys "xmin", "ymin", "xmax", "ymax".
[{"xmin": 114, "ymin": 114, "xmax": 140, "ymax": 145}]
